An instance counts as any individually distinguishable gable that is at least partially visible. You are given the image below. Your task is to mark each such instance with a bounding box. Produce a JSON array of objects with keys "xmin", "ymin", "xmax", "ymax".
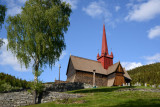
[
  {"xmin": 116, "ymin": 64, "xmax": 124, "ymax": 73},
  {"xmin": 66, "ymin": 57, "xmax": 76, "ymax": 76}
]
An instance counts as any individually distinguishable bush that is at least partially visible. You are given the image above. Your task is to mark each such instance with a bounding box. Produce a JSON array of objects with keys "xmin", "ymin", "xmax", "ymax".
[
  {"xmin": 0, "ymin": 82, "xmax": 12, "ymax": 92},
  {"xmin": 30, "ymin": 81, "xmax": 44, "ymax": 94}
]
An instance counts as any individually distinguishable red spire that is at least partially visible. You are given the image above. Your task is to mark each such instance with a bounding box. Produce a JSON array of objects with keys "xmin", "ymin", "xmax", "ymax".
[{"xmin": 101, "ymin": 24, "xmax": 108, "ymax": 56}]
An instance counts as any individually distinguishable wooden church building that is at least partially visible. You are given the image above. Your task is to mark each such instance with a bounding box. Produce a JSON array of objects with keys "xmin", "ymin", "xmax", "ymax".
[{"xmin": 66, "ymin": 24, "xmax": 131, "ymax": 86}]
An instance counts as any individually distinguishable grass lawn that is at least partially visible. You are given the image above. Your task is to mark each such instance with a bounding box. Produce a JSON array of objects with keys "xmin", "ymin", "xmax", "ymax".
[{"xmin": 26, "ymin": 86, "xmax": 160, "ymax": 107}]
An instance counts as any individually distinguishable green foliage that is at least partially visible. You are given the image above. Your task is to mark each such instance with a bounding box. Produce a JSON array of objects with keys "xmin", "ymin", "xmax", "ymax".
[
  {"xmin": 0, "ymin": 4, "xmax": 7, "ymax": 29},
  {"xmin": 0, "ymin": 82, "xmax": 12, "ymax": 92},
  {"xmin": 32, "ymin": 68, "xmax": 44, "ymax": 78},
  {"xmin": 0, "ymin": 4, "xmax": 7, "ymax": 48},
  {"xmin": 30, "ymin": 80, "xmax": 44, "ymax": 93},
  {"xmin": 0, "ymin": 72, "xmax": 31, "ymax": 92},
  {"xmin": 128, "ymin": 63, "xmax": 160, "ymax": 85},
  {"xmin": 6, "ymin": 0, "xmax": 72, "ymax": 71}
]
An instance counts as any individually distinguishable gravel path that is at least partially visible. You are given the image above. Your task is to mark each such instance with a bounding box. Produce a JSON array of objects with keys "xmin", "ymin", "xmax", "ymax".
[{"xmin": 117, "ymin": 88, "xmax": 160, "ymax": 92}]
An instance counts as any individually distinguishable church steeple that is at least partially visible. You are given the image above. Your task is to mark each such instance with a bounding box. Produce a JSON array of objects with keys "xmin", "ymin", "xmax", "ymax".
[
  {"xmin": 97, "ymin": 24, "xmax": 113, "ymax": 70},
  {"xmin": 101, "ymin": 24, "xmax": 108, "ymax": 56}
]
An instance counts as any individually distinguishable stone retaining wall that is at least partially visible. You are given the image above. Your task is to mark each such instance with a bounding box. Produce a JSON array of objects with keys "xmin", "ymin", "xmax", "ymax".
[
  {"xmin": 41, "ymin": 91, "xmax": 82, "ymax": 103},
  {"xmin": 44, "ymin": 82, "xmax": 92, "ymax": 92},
  {"xmin": 0, "ymin": 91, "xmax": 34, "ymax": 107},
  {"xmin": 0, "ymin": 91, "xmax": 82, "ymax": 107},
  {"xmin": 0, "ymin": 82, "xmax": 87, "ymax": 107}
]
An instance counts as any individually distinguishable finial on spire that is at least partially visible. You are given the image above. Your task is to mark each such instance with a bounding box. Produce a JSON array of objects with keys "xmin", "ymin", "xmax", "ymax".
[
  {"xmin": 103, "ymin": 16, "xmax": 105, "ymax": 24},
  {"xmin": 101, "ymin": 24, "xmax": 108, "ymax": 56}
]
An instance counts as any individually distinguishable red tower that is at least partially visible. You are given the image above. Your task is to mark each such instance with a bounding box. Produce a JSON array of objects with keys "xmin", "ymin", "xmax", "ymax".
[{"xmin": 97, "ymin": 24, "xmax": 113, "ymax": 70}]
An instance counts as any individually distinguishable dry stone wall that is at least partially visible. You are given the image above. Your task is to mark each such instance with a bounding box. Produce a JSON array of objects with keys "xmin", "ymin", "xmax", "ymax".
[
  {"xmin": 41, "ymin": 91, "xmax": 82, "ymax": 103},
  {"xmin": 0, "ymin": 82, "xmax": 88, "ymax": 107},
  {"xmin": 0, "ymin": 91, "xmax": 34, "ymax": 107},
  {"xmin": 44, "ymin": 82, "xmax": 85, "ymax": 92}
]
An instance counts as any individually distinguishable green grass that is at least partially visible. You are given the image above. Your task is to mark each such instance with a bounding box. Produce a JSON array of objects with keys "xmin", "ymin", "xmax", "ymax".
[{"xmin": 26, "ymin": 86, "xmax": 160, "ymax": 107}]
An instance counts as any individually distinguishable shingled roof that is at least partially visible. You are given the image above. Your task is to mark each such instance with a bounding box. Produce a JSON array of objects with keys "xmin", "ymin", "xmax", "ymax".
[{"xmin": 67, "ymin": 55, "xmax": 131, "ymax": 80}]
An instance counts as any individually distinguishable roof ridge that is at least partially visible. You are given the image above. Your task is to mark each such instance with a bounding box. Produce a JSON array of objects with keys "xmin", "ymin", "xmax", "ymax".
[{"xmin": 71, "ymin": 55, "xmax": 100, "ymax": 63}]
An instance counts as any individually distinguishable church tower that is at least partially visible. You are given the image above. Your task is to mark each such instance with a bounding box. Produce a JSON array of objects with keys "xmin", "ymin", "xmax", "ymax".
[{"xmin": 97, "ymin": 24, "xmax": 113, "ymax": 70}]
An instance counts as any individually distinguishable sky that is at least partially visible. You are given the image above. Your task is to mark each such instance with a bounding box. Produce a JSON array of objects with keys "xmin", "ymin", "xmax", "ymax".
[{"xmin": 0, "ymin": 0, "xmax": 160, "ymax": 82}]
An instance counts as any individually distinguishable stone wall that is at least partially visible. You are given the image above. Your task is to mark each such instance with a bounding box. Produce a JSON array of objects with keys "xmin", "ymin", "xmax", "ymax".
[
  {"xmin": 0, "ymin": 90, "xmax": 82, "ymax": 107},
  {"xmin": 0, "ymin": 82, "xmax": 88, "ymax": 107},
  {"xmin": 44, "ymin": 82, "xmax": 85, "ymax": 92},
  {"xmin": 0, "ymin": 91, "xmax": 34, "ymax": 107},
  {"xmin": 41, "ymin": 91, "xmax": 82, "ymax": 103}
]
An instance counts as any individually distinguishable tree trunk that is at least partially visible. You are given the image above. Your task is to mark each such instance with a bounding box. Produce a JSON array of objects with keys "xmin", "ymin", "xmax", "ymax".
[{"xmin": 33, "ymin": 58, "xmax": 39, "ymax": 104}]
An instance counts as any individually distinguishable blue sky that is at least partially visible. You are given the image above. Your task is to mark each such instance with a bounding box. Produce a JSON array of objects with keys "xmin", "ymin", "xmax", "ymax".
[{"xmin": 0, "ymin": 0, "xmax": 160, "ymax": 82}]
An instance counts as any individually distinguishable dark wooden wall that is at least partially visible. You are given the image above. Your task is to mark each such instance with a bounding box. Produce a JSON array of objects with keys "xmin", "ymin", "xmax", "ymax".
[{"xmin": 74, "ymin": 71, "xmax": 108, "ymax": 86}]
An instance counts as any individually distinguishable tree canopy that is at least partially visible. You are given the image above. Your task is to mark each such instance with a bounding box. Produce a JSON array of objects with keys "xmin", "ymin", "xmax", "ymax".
[
  {"xmin": 6, "ymin": 0, "xmax": 71, "ymax": 83},
  {"xmin": 128, "ymin": 63, "xmax": 160, "ymax": 85},
  {"xmin": 0, "ymin": 4, "xmax": 7, "ymax": 47},
  {"xmin": 0, "ymin": 4, "xmax": 6, "ymax": 29}
]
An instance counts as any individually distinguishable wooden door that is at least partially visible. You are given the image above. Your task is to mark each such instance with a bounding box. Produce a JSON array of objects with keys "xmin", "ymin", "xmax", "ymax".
[{"xmin": 114, "ymin": 73, "xmax": 126, "ymax": 86}]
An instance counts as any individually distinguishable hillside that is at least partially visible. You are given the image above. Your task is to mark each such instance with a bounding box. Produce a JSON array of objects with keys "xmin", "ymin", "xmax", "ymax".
[
  {"xmin": 0, "ymin": 72, "xmax": 31, "ymax": 92},
  {"xmin": 128, "ymin": 62, "xmax": 160, "ymax": 85},
  {"xmin": 26, "ymin": 86, "xmax": 160, "ymax": 107}
]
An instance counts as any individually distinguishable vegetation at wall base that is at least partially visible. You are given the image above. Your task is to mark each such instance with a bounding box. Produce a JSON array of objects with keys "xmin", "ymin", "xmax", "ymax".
[
  {"xmin": 26, "ymin": 86, "xmax": 160, "ymax": 107},
  {"xmin": 128, "ymin": 62, "xmax": 160, "ymax": 85}
]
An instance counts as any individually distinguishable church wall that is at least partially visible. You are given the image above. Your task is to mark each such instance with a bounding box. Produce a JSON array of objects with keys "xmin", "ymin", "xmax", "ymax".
[
  {"xmin": 107, "ymin": 73, "xmax": 116, "ymax": 86},
  {"xmin": 74, "ymin": 71, "xmax": 108, "ymax": 86},
  {"xmin": 66, "ymin": 60, "xmax": 76, "ymax": 82},
  {"xmin": 95, "ymin": 73, "xmax": 108, "ymax": 86},
  {"xmin": 74, "ymin": 71, "xmax": 93, "ymax": 85},
  {"xmin": 67, "ymin": 74, "xmax": 76, "ymax": 82}
]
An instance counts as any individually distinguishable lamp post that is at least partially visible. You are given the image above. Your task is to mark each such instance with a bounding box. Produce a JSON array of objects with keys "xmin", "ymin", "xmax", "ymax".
[{"xmin": 59, "ymin": 64, "xmax": 61, "ymax": 84}]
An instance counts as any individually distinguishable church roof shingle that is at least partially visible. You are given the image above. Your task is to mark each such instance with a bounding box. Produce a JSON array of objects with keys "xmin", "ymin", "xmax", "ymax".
[{"xmin": 68, "ymin": 55, "xmax": 131, "ymax": 80}]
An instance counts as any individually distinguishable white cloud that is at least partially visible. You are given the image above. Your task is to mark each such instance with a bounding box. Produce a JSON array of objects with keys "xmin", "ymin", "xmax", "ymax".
[
  {"xmin": 60, "ymin": 51, "xmax": 67, "ymax": 60},
  {"xmin": 82, "ymin": 1, "xmax": 111, "ymax": 20},
  {"xmin": 121, "ymin": 62, "xmax": 143, "ymax": 70},
  {"xmin": 125, "ymin": 0, "xmax": 160, "ymax": 21},
  {"xmin": 7, "ymin": 6, "xmax": 22, "ymax": 16},
  {"xmin": 144, "ymin": 53, "xmax": 160, "ymax": 64},
  {"xmin": 6, "ymin": 0, "xmax": 24, "ymax": 16},
  {"xmin": 62, "ymin": 0, "xmax": 78, "ymax": 9},
  {"xmin": 0, "ymin": 39, "xmax": 29, "ymax": 71},
  {"xmin": 18, "ymin": 0, "xmax": 27, "ymax": 4},
  {"xmin": 55, "ymin": 51, "xmax": 67, "ymax": 67},
  {"xmin": 115, "ymin": 6, "xmax": 120, "ymax": 12},
  {"xmin": 148, "ymin": 25, "xmax": 160, "ymax": 39}
]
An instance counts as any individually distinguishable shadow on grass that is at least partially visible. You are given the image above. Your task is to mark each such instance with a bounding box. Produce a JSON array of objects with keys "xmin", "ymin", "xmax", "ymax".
[
  {"xmin": 107, "ymin": 99, "xmax": 160, "ymax": 107},
  {"xmin": 69, "ymin": 86, "xmax": 136, "ymax": 93}
]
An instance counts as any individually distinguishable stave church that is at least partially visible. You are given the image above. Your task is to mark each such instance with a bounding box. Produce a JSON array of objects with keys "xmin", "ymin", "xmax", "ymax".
[{"xmin": 66, "ymin": 24, "xmax": 131, "ymax": 86}]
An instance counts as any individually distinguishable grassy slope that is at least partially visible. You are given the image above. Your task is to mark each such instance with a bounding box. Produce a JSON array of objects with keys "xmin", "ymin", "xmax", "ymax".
[
  {"xmin": 128, "ymin": 63, "xmax": 160, "ymax": 85},
  {"xmin": 26, "ymin": 86, "xmax": 160, "ymax": 107}
]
